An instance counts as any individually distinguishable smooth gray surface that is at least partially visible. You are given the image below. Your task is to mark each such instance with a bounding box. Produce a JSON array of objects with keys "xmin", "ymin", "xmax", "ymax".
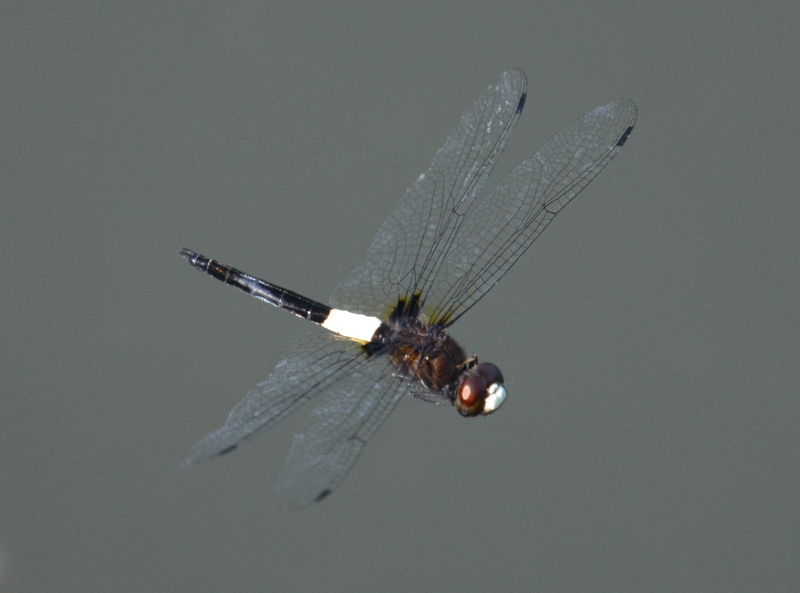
[{"xmin": 2, "ymin": 2, "xmax": 798, "ymax": 592}]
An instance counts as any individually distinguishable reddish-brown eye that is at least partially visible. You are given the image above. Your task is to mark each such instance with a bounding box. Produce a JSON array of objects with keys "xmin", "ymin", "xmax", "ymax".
[
  {"xmin": 456, "ymin": 363, "xmax": 506, "ymax": 417},
  {"xmin": 460, "ymin": 375, "xmax": 482, "ymax": 406}
]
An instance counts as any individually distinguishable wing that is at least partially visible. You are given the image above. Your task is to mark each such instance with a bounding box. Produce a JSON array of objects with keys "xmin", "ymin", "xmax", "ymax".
[
  {"xmin": 430, "ymin": 99, "xmax": 637, "ymax": 324},
  {"xmin": 329, "ymin": 70, "xmax": 527, "ymax": 320},
  {"xmin": 182, "ymin": 330, "xmax": 370, "ymax": 465},
  {"xmin": 275, "ymin": 356, "xmax": 409, "ymax": 510}
]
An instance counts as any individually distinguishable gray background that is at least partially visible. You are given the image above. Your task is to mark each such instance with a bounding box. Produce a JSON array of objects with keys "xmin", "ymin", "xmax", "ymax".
[{"xmin": 2, "ymin": 1, "xmax": 798, "ymax": 591}]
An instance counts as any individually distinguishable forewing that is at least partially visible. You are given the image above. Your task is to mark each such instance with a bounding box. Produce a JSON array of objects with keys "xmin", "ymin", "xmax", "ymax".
[
  {"xmin": 183, "ymin": 330, "xmax": 369, "ymax": 465},
  {"xmin": 330, "ymin": 70, "xmax": 527, "ymax": 319},
  {"xmin": 430, "ymin": 99, "xmax": 637, "ymax": 324},
  {"xmin": 276, "ymin": 357, "xmax": 409, "ymax": 510}
]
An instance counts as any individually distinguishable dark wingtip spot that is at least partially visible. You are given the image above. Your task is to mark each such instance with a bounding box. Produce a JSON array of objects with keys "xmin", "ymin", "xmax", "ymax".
[
  {"xmin": 315, "ymin": 489, "xmax": 332, "ymax": 502},
  {"xmin": 617, "ymin": 126, "xmax": 634, "ymax": 147},
  {"xmin": 219, "ymin": 444, "xmax": 238, "ymax": 456},
  {"xmin": 516, "ymin": 92, "xmax": 527, "ymax": 114}
]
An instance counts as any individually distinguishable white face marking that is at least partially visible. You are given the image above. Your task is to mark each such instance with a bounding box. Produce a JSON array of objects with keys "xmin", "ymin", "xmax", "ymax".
[
  {"xmin": 483, "ymin": 383, "xmax": 507, "ymax": 413},
  {"xmin": 322, "ymin": 309, "xmax": 382, "ymax": 342}
]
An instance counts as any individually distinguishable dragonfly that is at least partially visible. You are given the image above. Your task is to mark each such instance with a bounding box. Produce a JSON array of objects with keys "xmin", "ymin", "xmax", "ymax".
[{"xmin": 180, "ymin": 69, "xmax": 636, "ymax": 509}]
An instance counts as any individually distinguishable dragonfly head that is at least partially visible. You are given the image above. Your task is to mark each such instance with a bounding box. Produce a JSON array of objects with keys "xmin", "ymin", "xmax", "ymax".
[{"xmin": 456, "ymin": 362, "xmax": 506, "ymax": 417}]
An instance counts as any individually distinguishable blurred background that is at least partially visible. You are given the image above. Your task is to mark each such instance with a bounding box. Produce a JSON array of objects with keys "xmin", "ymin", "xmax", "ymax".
[{"xmin": 2, "ymin": 1, "xmax": 798, "ymax": 591}]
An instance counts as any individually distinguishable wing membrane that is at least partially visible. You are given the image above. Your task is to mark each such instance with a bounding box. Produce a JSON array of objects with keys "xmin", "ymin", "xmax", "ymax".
[
  {"xmin": 432, "ymin": 99, "xmax": 637, "ymax": 323},
  {"xmin": 276, "ymin": 358, "xmax": 408, "ymax": 509},
  {"xmin": 183, "ymin": 331, "xmax": 369, "ymax": 465},
  {"xmin": 330, "ymin": 70, "xmax": 527, "ymax": 319}
]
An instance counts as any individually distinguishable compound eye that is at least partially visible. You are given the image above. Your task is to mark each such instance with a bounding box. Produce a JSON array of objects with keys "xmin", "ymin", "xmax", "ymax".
[{"xmin": 456, "ymin": 363, "xmax": 505, "ymax": 417}]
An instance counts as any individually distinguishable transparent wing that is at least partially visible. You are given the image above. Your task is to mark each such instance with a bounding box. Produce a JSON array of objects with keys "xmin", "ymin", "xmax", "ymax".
[
  {"xmin": 431, "ymin": 99, "xmax": 637, "ymax": 324},
  {"xmin": 330, "ymin": 70, "xmax": 527, "ymax": 319},
  {"xmin": 276, "ymin": 357, "xmax": 409, "ymax": 510},
  {"xmin": 183, "ymin": 330, "xmax": 370, "ymax": 465}
]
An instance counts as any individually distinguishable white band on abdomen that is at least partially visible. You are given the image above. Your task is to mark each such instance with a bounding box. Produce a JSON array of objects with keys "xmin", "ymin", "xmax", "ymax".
[{"xmin": 322, "ymin": 309, "xmax": 382, "ymax": 342}]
